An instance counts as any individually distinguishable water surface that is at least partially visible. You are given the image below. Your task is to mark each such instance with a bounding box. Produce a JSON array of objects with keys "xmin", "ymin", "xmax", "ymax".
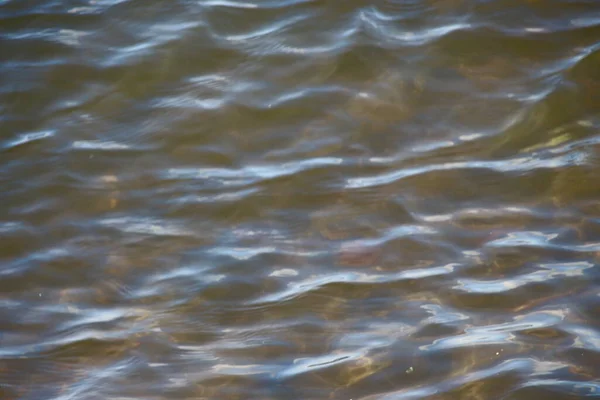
[{"xmin": 1, "ymin": 0, "xmax": 600, "ymax": 399}]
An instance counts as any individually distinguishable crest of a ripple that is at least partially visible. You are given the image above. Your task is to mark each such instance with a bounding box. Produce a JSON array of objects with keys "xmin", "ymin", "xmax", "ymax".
[
  {"xmin": 202, "ymin": 0, "xmax": 313, "ymax": 9},
  {"xmin": 202, "ymin": 0, "xmax": 261, "ymax": 8},
  {"xmin": 453, "ymin": 261, "xmax": 594, "ymax": 294},
  {"xmin": 565, "ymin": 324, "xmax": 600, "ymax": 351},
  {"xmin": 517, "ymin": 379, "xmax": 600, "ymax": 397},
  {"xmin": 140, "ymin": 19, "xmax": 202, "ymax": 43},
  {"xmin": 0, "ymin": 324, "xmax": 134, "ymax": 358},
  {"xmin": 217, "ymin": 12, "xmax": 310, "ymax": 43},
  {"xmin": 242, "ymin": 84, "xmax": 348, "ymax": 110},
  {"xmin": 0, "ymin": 220, "xmax": 32, "ymax": 234},
  {"xmin": 210, "ymin": 363, "xmax": 276, "ymax": 377},
  {"xmin": 161, "ymin": 167, "xmax": 253, "ymax": 188},
  {"xmin": 152, "ymin": 74, "xmax": 246, "ymax": 110},
  {"xmin": 49, "ymin": 28, "xmax": 92, "ymax": 48},
  {"xmin": 144, "ymin": 263, "xmax": 221, "ymax": 288},
  {"xmin": 224, "ymin": 222, "xmax": 291, "ymax": 244},
  {"xmin": 420, "ymin": 303, "xmax": 471, "ymax": 326},
  {"xmin": 67, "ymin": 0, "xmax": 130, "ymax": 13},
  {"xmin": 421, "ymin": 310, "xmax": 568, "ymax": 353},
  {"xmin": 251, "ymin": 262, "xmax": 456, "ymax": 304},
  {"xmin": 426, "ymin": 205, "xmax": 541, "ymax": 227},
  {"xmin": 362, "ymin": 4, "xmax": 427, "ymax": 22},
  {"xmin": 269, "ymin": 268, "xmax": 299, "ymax": 278},
  {"xmin": 206, "ymin": 245, "xmax": 280, "ymax": 261},
  {"xmin": 102, "ymin": 38, "xmax": 171, "ymax": 67},
  {"xmin": 239, "ymin": 34, "xmax": 350, "ymax": 57},
  {"xmin": 51, "ymin": 355, "xmax": 144, "ymax": 399},
  {"xmin": 275, "ymin": 351, "xmax": 359, "ymax": 380},
  {"xmin": 151, "ymin": 94, "xmax": 226, "ymax": 111},
  {"xmin": 163, "ymin": 157, "xmax": 343, "ymax": 187},
  {"xmin": 484, "ymin": 6, "xmax": 600, "ymax": 35},
  {"xmin": 98, "ymin": 216, "xmax": 194, "ymax": 237},
  {"xmin": 334, "ymin": 321, "xmax": 418, "ymax": 354},
  {"xmin": 486, "ymin": 231, "xmax": 578, "ymax": 248},
  {"xmin": 355, "ymin": 8, "xmax": 473, "ymax": 47},
  {"xmin": 167, "ymin": 188, "xmax": 258, "ymax": 205},
  {"xmin": 2, "ymin": 129, "xmax": 55, "ymax": 150},
  {"xmin": 71, "ymin": 140, "xmax": 134, "ymax": 150},
  {"xmin": 527, "ymin": 47, "xmax": 597, "ymax": 81},
  {"xmin": 58, "ymin": 306, "xmax": 138, "ymax": 331},
  {"xmin": 344, "ymin": 150, "xmax": 588, "ymax": 189}
]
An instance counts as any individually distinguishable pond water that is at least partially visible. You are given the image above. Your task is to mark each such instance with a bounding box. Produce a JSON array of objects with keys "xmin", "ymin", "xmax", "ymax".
[{"xmin": 1, "ymin": 0, "xmax": 600, "ymax": 399}]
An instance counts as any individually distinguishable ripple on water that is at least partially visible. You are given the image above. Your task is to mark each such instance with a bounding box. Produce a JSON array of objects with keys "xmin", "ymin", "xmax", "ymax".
[{"xmin": 2, "ymin": 0, "xmax": 600, "ymax": 399}]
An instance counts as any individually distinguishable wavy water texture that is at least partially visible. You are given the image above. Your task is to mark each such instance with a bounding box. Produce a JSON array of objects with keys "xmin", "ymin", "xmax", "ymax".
[{"xmin": 1, "ymin": 0, "xmax": 600, "ymax": 399}]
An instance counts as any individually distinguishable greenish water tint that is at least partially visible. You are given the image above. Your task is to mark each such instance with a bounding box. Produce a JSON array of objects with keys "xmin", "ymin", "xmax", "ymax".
[{"xmin": 1, "ymin": 0, "xmax": 600, "ymax": 399}]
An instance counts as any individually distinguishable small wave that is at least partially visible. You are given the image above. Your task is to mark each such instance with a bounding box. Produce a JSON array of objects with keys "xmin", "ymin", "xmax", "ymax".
[
  {"xmin": 356, "ymin": 8, "xmax": 474, "ymax": 47},
  {"xmin": 71, "ymin": 140, "xmax": 132, "ymax": 150},
  {"xmin": 202, "ymin": 0, "xmax": 315, "ymax": 10},
  {"xmin": 98, "ymin": 216, "xmax": 194, "ymax": 237},
  {"xmin": 344, "ymin": 151, "xmax": 588, "ymax": 189},
  {"xmin": 276, "ymin": 351, "xmax": 358, "ymax": 379},
  {"xmin": 162, "ymin": 157, "xmax": 344, "ymax": 188},
  {"xmin": 222, "ymin": 13, "xmax": 309, "ymax": 42},
  {"xmin": 3, "ymin": 130, "xmax": 54, "ymax": 150},
  {"xmin": 67, "ymin": 0, "xmax": 130, "ymax": 14},
  {"xmin": 252, "ymin": 263, "xmax": 456, "ymax": 304}
]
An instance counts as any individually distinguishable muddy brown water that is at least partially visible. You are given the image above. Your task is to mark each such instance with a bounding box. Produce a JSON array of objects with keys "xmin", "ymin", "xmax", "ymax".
[{"xmin": 1, "ymin": 0, "xmax": 600, "ymax": 399}]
